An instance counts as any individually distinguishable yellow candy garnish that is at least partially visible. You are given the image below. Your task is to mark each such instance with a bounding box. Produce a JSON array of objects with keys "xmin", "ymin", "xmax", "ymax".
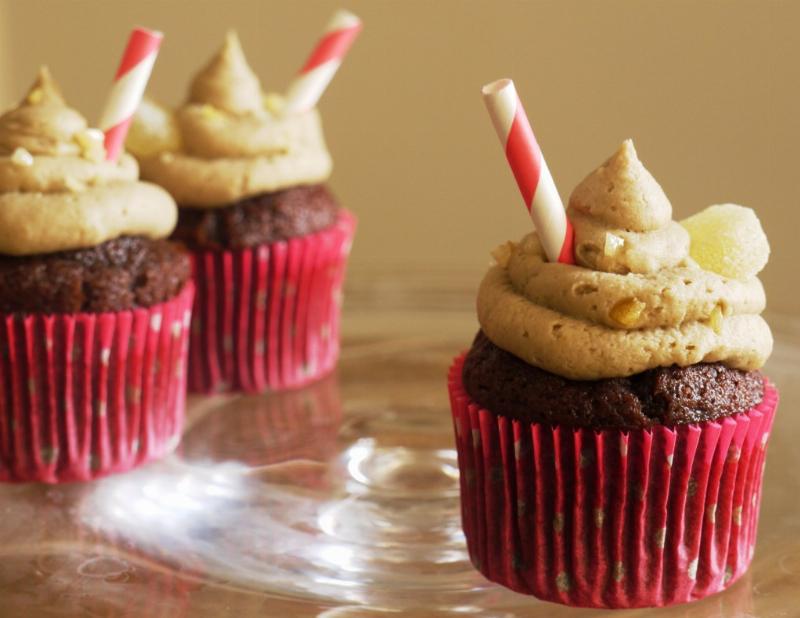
[
  {"xmin": 26, "ymin": 88, "xmax": 44, "ymax": 105},
  {"xmin": 610, "ymin": 298, "xmax": 646, "ymax": 327},
  {"xmin": 10, "ymin": 147, "xmax": 34, "ymax": 167},
  {"xmin": 680, "ymin": 204, "xmax": 770, "ymax": 281},
  {"xmin": 708, "ymin": 303, "xmax": 724, "ymax": 335},
  {"xmin": 73, "ymin": 128, "xmax": 106, "ymax": 162}
]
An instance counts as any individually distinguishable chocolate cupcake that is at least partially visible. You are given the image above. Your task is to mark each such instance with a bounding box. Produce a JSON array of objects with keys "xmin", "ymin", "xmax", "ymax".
[
  {"xmin": 130, "ymin": 32, "xmax": 355, "ymax": 393},
  {"xmin": 449, "ymin": 140, "xmax": 777, "ymax": 607},
  {"xmin": 0, "ymin": 68, "xmax": 193, "ymax": 483}
]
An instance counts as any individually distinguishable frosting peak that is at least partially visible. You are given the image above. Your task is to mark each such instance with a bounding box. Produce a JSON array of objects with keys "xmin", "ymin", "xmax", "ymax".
[
  {"xmin": 26, "ymin": 66, "xmax": 66, "ymax": 106},
  {"xmin": 136, "ymin": 33, "xmax": 333, "ymax": 207},
  {"xmin": 0, "ymin": 68, "xmax": 177, "ymax": 256},
  {"xmin": 476, "ymin": 141, "xmax": 772, "ymax": 380},
  {"xmin": 0, "ymin": 67, "xmax": 88, "ymax": 158},
  {"xmin": 570, "ymin": 140, "xmax": 672, "ymax": 232},
  {"xmin": 567, "ymin": 140, "xmax": 689, "ymax": 275},
  {"xmin": 188, "ymin": 31, "xmax": 264, "ymax": 115}
]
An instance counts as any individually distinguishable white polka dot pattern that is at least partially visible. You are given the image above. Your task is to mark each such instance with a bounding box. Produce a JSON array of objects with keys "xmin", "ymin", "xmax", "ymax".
[{"xmin": 0, "ymin": 283, "xmax": 194, "ymax": 482}]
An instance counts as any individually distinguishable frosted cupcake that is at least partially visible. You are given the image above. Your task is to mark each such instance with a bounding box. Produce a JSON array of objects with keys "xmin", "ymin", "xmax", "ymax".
[
  {"xmin": 130, "ymin": 33, "xmax": 355, "ymax": 393},
  {"xmin": 0, "ymin": 68, "xmax": 193, "ymax": 483},
  {"xmin": 449, "ymin": 140, "xmax": 777, "ymax": 607}
]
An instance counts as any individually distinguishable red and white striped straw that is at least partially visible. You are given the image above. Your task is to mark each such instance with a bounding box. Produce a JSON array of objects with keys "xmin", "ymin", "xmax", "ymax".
[
  {"xmin": 283, "ymin": 9, "xmax": 363, "ymax": 114},
  {"xmin": 98, "ymin": 27, "xmax": 163, "ymax": 162},
  {"xmin": 482, "ymin": 78, "xmax": 574, "ymax": 264}
]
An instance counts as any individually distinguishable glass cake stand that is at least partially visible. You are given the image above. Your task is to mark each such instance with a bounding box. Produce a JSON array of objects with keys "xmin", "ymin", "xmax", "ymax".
[{"xmin": 0, "ymin": 273, "xmax": 798, "ymax": 617}]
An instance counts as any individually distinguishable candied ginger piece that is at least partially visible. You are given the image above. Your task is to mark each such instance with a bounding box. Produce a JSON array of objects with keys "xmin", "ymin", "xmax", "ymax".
[
  {"xmin": 680, "ymin": 204, "xmax": 769, "ymax": 280},
  {"xmin": 126, "ymin": 97, "xmax": 182, "ymax": 159},
  {"xmin": 610, "ymin": 298, "xmax": 646, "ymax": 327},
  {"xmin": 708, "ymin": 303, "xmax": 724, "ymax": 334}
]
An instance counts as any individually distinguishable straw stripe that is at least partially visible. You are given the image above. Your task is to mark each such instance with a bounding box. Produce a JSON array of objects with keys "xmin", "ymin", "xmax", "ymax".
[
  {"xmin": 284, "ymin": 10, "xmax": 362, "ymax": 114},
  {"xmin": 299, "ymin": 15, "xmax": 361, "ymax": 73},
  {"xmin": 100, "ymin": 55, "xmax": 159, "ymax": 133},
  {"xmin": 101, "ymin": 120, "xmax": 133, "ymax": 165},
  {"xmin": 113, "ymin": 28, "xmax": 162, "ymax": 79},
  {"xmin": 99, "ymin": 27, "xmax": 163, "ymax": 162},
  {"xmin": 482, "ymin": 79, "xmax": 574, "ymax": 264}
]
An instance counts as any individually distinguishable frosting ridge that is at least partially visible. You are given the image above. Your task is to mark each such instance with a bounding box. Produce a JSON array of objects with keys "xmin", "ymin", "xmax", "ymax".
[
  {"xmin": 0, "ymin": 68, "xmax": 177, "ymax": 256},
  {"xmin": 477, "ymin": 140, "xmax": 772, "ymax": 379},
  {"xmin": 137, "ymin": 32, "xmax": 333, "ymax": 207}
]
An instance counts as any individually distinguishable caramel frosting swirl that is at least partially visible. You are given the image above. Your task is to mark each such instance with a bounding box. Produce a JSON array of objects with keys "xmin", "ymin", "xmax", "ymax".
[
  {"xmin": 0, "ymin": 68, "xmax": 177, "ymax": 256},
  {"xmin": 138, "ymin": 32, "xmax": 333, "ymax": 207},
  {"xmin": 477, "ymin": 140, "xmax": 772, "ymax": 380}
]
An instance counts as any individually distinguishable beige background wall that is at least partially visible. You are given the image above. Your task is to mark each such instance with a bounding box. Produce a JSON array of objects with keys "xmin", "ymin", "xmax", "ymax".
[{"xmin": 0, "ymin": 0, "xmax": 797, "ymax": 315}]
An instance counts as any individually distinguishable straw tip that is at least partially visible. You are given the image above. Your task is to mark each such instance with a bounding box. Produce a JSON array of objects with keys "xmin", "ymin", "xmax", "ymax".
[
  {"xmin": 482, "ymin": 78, "xmax": 514, "ymax": 98},
  {"xmin": 329, "ymin": 8, "xmax": 362, "ymax": 29},
  {"xmin": 133, "ymin": 26, "xmax": 164, "ymax": 41}
]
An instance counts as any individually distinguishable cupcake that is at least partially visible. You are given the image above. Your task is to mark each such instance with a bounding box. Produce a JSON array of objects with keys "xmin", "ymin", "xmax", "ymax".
[
  {"xmin": 0, "ymin": 68, "xmax": 193, "ymax": 483},
  {"xmin": 449, "ymin": 140, "xmax": 777, "ymax": 607},
  {"xmin": 129, "ymin": 32, "xmax": 355, "ymax": 393}
]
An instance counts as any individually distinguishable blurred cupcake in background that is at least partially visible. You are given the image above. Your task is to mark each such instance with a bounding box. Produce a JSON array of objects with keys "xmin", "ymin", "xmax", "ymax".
[
  {"xmin": 128, "ymin": 25, "xmax": 359, "ymax": 394},
  {"xmin": 0, "ymin": 68, "xmax": 193, "ymax": 483}
]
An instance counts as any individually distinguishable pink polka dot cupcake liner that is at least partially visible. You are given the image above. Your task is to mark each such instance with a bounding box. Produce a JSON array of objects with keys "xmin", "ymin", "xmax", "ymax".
[
  {"xmin": 187, "ymin": 210, "xmax": 356, "ymax": 394},
  {"xmin": 448, "ymin": 353, "xmax": 778, "ymax": 608},
  {"xmin": 0, "ymin": 283, "xmax": 194, "ymax": 483}
]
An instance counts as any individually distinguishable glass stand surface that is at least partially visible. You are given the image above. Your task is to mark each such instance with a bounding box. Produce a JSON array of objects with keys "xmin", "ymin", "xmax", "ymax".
[{"xmin": 1, "ymin": 275, "xmax": 798, "ymax": 618}]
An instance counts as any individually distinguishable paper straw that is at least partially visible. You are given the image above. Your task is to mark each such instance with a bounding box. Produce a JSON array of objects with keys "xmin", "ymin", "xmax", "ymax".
[
  {"xmin": 283, "ymin": 9, "xmax": 363, "ymax": 114},
  {"xmin": 482, "ymin": 78, "xmax": 574, "ymax": 264},
  {"xmin": 99, "ymin": 27, "xmax": 163, "ymax": 162}
]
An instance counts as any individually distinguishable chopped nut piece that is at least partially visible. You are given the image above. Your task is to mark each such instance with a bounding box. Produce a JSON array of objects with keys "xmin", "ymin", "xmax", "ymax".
[
  {"xmin": 604, "ymin": 232, "xmax": 625, "ymax": 256},
  {"xmin": 610, "ymin": 298, "xmax": 646, "ymax": 327},
  {"xmin": 10, "ymin": 147, "xmax": 34, "ymax": 167},
  {"xmin": 73, "ymin": 128, "xmax": 106, "ymax": 162}
]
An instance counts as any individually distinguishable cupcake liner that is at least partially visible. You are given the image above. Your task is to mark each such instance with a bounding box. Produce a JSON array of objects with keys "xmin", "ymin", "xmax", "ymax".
[
  {"xmin": 448, "ymin": 353, "xmax": 778, "ymax": 608},
  {"xmin": 188, "ymin": 210, "xmax": 356, "ymax": 393},
  {"xmin": 180, "ymin": 372, "xmax": 342, "ymax": 467},
  {"xmin": 0, "ymin": 284, "xmax": 194, "ymax": 484}
]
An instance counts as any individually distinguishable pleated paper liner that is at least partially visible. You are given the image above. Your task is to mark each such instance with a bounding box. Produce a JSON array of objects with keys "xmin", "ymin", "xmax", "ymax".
[
  {"xmin": 448, "ymin": 353, "xmax": 778, "ymax": 609},
  {"xmin": 180, "ymin": 371, "xmax": 342, "ymax": 467},
  {"xmin": 188, "ymin": 210, "xmax": 356, "ymax": 394},
  {"xmin": 0, "ymin": 283, "xmax": 194, "ymax": 484}
]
